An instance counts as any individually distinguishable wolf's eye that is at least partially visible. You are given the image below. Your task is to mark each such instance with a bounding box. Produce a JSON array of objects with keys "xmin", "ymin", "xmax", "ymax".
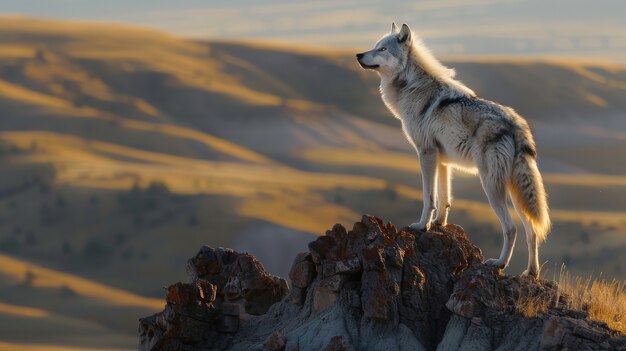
[{"xmin": 378, "ymin": 47, "xmax": 387, "ymax": 52}]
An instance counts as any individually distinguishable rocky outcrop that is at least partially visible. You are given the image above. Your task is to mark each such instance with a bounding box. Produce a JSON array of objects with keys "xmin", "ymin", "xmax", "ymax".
[
  {"xmin": 139, "ymin": 215, "xmax": 626, "ymax": 351},
  {"xmin": 139, "ymin": 247, "xmax": 288, "ymax": 350}
]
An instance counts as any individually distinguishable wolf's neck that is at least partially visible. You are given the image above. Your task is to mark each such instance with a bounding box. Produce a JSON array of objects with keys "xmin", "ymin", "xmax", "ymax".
[
  {"xmin": 378, "ymin": 64, "xmax": 438, "ymax": 121},
  {"xmin": 378, "ymin": 47, "xmax": 475, "ymax": 121},
  {"xmin": 394, "ymin": 59, "xmax": 438, "ymax": 93},
  {"xmin": 393, "ymin": 43, "xmax": 475, "ymax": 97},
  {"xmin": 380, "ymin": 60, "xmax": 441, "ymax": 110}
]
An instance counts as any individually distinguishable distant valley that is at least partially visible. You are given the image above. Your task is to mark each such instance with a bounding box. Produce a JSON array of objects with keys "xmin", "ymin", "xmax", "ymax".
[{"xmin": 0, "ymin": 17, "xmax": 624, "ymax": 350}]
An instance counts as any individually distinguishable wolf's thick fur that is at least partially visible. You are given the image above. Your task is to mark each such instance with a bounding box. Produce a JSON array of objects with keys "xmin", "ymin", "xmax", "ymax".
[{"xmin": 357, "ymin": 23, "xmax": 550, "ymax": 276}]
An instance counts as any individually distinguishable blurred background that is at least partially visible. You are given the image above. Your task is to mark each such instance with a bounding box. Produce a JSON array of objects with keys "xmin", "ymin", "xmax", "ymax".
[{"xmin": 0, "ymin": 1, "xmax": 624, "ymax": 350}]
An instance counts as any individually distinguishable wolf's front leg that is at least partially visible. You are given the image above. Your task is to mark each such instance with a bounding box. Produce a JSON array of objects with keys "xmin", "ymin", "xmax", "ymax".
[
  {"xmin": 434, "ymin": 163, "xmax": 451, "ymax": 226},
  {"xmin": 410, "ymin": 147, "xmax": 438, "ymax": 232}
]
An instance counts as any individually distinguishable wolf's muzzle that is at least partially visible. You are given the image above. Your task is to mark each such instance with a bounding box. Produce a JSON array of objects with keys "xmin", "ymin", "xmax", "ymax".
[{"xmin": 356, "ymin": 52, "xmax": 379, "ymax": 69}]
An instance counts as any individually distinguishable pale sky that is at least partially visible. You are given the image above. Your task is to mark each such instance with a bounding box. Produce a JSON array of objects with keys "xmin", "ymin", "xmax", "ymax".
[{"xmin": 2, "ymin": 0, "xmax": 626, "ymax": 62}]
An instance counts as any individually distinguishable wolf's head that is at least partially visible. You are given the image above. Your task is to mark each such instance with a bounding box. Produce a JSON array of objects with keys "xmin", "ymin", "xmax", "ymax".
[{"xmin": 356, "ymin": 22, "xmax": 413, "ymax": 74}]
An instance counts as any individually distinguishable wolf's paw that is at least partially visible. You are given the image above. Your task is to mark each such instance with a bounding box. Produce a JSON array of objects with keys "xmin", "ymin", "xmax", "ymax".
[
  {"xmin": 409, "ymin": 221, "xmax": 431, "ymax": 232},
  {"xmin": 483, "ymin": 258, "xmax": 506, "ymax": 269},
  {"xmin": 433, "ymin": 213, "xmax": 448, "ymax": 227},
  {"xmin": 433, "ymin": 219, "xmax": 447, "ymax": 227},
  {"xmin": 521, "ymin": 268, "xmax": 539, "ymax": 278}
]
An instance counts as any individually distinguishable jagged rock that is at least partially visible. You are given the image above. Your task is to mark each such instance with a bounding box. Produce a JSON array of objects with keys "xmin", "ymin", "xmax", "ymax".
[
  {"xmin": 140, "ymin": 247, "xmax": 288, "ymax": 350},
  {"xmin": 140, "ymin": 215, "xmax": 626, "ymax": 351},
  {"xmin": 439, "ymin": 264, "xmax": 626, "ymax": 350},
  {"xmin": 289, "ymin": 252, "xmax": 315, "ymax": 288},
  {"xmin": 319, "ymin": 274, "xmax": 348, "ymax": 292},
  {"xmin": 321, "ymin": 255, "xmax": 361, "ymax": 277},
  {"xmin": 312, "ymin": 285, "xmax": 338, "ymax": 312},
  {"xmin": 138, "ymin": 279, "xmax": 222, "ymax": 351},
  {"xmin": 186, "ymin": 246, "xmax": 288, "ymax": 315}
]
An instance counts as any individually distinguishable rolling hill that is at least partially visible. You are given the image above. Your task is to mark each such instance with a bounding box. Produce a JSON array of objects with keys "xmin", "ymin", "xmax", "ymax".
[{"xmin": 0, "ymin": 16, "xmax": 624, "ymax": 350}]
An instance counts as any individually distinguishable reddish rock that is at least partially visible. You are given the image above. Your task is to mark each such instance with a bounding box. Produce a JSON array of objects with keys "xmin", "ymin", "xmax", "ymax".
[
  {"xmin": 141, "ymin": 215, "xmax": 626, "ymax": 351},
  {"xmin": 313, "ymin": 286, "xmax": 338, "ymax": 312},
  {"xmin": 289, "ymin": 252, "xmax": 315, "ymax": 288},
  {"xmin": 187, "ymin": 246, "xmax": 234, "ymax": 279},
  {"xmin": 166, "ymin": 280, "xmax": 216, "ymax": 307},
  {"xmin": 264, "ymin": 330, "xmax": 286, "ymax": 351},
  {"xmin": 243, "ymin": 275, "xmax": 289, "ymax": 315},
  {"xmin": 309, "ymin": 236, "xmax": 336, "ymax": 263},
  {"xmin": 384, "ymin": 245, "xmax": 404, "ymax": 268},
  {"xmin": 319, "ymin": 274, "xmax": 348, "ymax": 292},
  {"xmin": 321, "ymin": 255, "xmax": 361, "ymax": 277},
  {"xmin": 362, "ymin": 270, "xmax": 396, "ymax": 320},
  {"xmin": 140, "ymin": 247, "xmax": 288, "ymax": 350},
  {"xmin": 402, "ymin": 264, "xmax": 425, "ymax": 289},
  {"xmin": 325, "ymin": 335, "xmax": 350, "ymax": 351},
  {"xmin": 139, "ymin": 279, "xmax": 221, "ymax": 350},
  {"xmin": 361, "ymin": 246, "xmax": 386, "ymax": 272}
]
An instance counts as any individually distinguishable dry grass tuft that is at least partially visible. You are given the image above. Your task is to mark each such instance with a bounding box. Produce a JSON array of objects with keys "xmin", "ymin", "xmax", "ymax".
[
  {"xmin": 515, "ymin": 293, "xmax": 552, "ymax": 318},
  {"xmin": 557, "ymin": 266, "xmax": 626, "ymax": 333},
  {"xmin": 514, "ymin": 266, "xmax": 626, "ymax": 334}
]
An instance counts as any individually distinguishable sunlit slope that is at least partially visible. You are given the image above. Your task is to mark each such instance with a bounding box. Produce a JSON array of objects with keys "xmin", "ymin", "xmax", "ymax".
[
  {"xmin": 0, "ymin": 254, "xmax": 157, "ymax": 350},
  {"xmin": 450, "ymin": 59, "xmax": 626, "ymax": 122},
  {"xmin": 205, "ymin": 41, "xmax": 626, "ymax": 175},
  {"xmin": 0, "ymin": 17, "xmax": 623, "ymax": 350},
  {"xmin": 209, "ymin": 41, "xmax": 626, "ymax": 125},
  {"xmin": 301, "ymin": 147, "xmax": 626, "ymax": 187},
  {"xmin": 0, "ymin": 307, "xmax": 135, "ymax": 350},
  {"xmin": 0, "ymin": 13, "xmax": 369, "ymax": 232},
  {"xmin": 0, "ymin": 18, "xmax": 382, "ymax": 349},
  {"xmin": 0, "ymin": 254, "xmax": 161, "ymax": 309},
  {"xmin": 300, "ymin": 147, "xmax": 626, "ymax": 208},
  {"xmin": 0, "ymin": 17, "xmax": 400, "ymax": 160},
  {"xmin": 0, "ymin": 17, "xmax": 279, "ymax": 170},
  {"xmin": 0, "ymin": 16, "xmax": 623, "ymax": 260},
  {"xmin": 0, "ymin": 130, "xmax": 384, "ymax": 233},
  {"xmin": 0, "ymin": 79, "xmax": 274, "ymax": 165},
  {"xmin": 2, "ymin": 16, "xmax": 625, "ymax": 160},
  {"xmin": 0, "ymin": 17, "xmax": 622, "ymax": 249},
  {"xmin": 0, "ymin": 16, "xmax": 279, "ymax": 109}
]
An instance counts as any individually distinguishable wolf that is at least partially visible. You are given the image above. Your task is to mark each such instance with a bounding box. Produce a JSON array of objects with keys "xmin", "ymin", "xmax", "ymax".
[{"xmin": 356, "ymin": 23, "xmax": 550, "ymax": 276}]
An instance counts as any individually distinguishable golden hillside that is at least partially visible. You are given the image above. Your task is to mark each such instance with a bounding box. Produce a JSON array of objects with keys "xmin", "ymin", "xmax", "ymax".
[{"xmin": 0, "ymin": 17, "xmax": 624, "ymax": 350}]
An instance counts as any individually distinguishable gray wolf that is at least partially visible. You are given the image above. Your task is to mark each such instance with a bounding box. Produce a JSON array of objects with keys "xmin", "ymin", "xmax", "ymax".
[{"xmin": 356, "ymin": 23, "xmax": 550, "ymax": 276}]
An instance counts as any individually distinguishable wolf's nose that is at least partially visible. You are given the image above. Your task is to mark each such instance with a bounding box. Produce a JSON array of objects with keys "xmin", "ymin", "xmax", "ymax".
[{"xmin": 356, "ymin": 53, "xmax": 364, "ymax": 59}]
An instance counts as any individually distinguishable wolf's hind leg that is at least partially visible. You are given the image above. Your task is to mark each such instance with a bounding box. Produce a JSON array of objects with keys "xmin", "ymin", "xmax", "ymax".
[
  {"xmin": 481, "ymin": 173, "xmax": 517, "ymax": 269},
  {"xmin": 512, "ymin": 199, "xmax": 540, "ymax": 277},
  {"xmin": 434, "ymin": 163, "xmax": 451, "ymax": 226}
]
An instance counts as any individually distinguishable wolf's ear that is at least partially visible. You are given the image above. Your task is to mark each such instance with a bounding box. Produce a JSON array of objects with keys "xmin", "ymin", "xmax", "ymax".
[
  {"xmin": 398, "ymin": 23, "xmax": 412, "ymax": 44},
  {"xmin": 391, "ymin": 22, "xmax": 399, "ymax": 33}
]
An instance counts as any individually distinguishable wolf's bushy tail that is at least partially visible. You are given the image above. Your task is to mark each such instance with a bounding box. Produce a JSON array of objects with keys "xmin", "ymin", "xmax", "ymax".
[{"xmin": 509, "ymin": 152, "xmax": 551, "ymax": 242}]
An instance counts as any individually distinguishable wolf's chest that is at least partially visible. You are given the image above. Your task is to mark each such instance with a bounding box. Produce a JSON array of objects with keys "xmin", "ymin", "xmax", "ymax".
[{"xmin": 379, "ymin": 81, "xmax": 404, "ymax": 120}]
